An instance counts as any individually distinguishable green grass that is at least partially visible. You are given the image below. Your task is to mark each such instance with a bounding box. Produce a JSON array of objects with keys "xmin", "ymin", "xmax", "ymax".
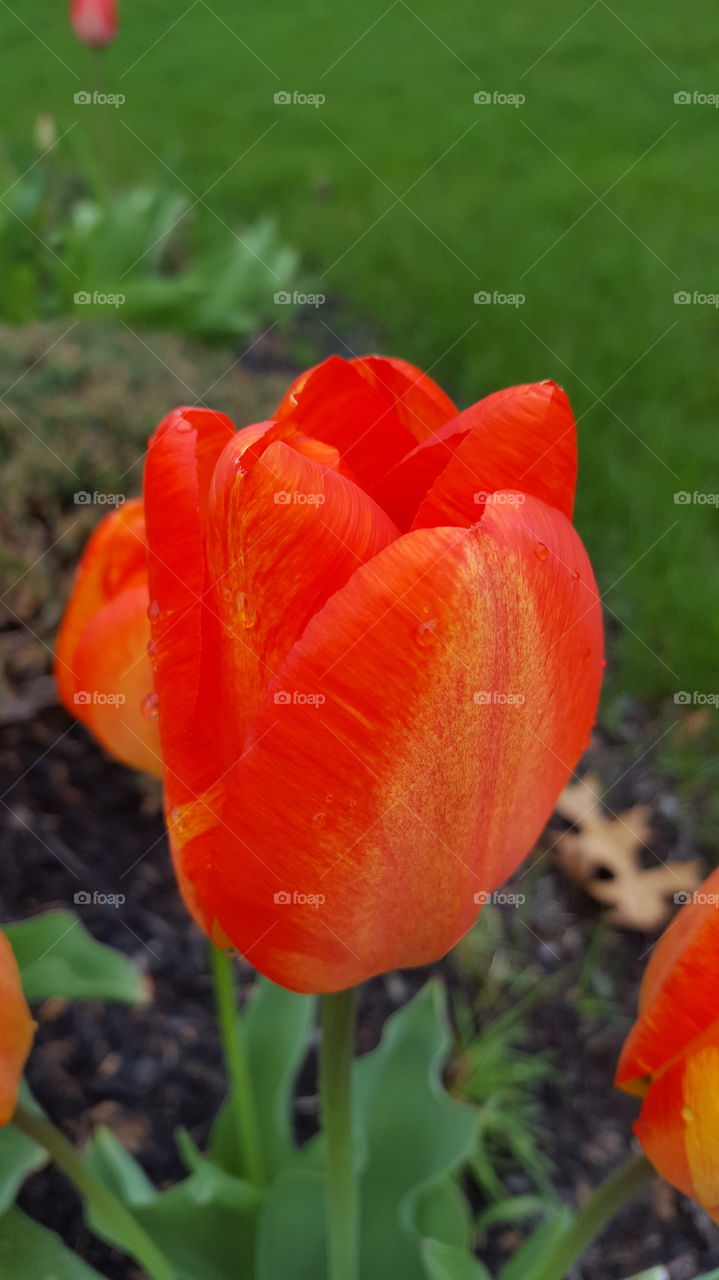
[{"xmin": 2, "ymin": 0, "xmax": 718, "ymax": 699}]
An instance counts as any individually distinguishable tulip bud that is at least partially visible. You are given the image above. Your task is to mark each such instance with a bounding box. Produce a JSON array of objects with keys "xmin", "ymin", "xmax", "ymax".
[
  {"xmin": 0, "ymin": 933, "xmax": 34, "ymax": 1126},
  {"xmin": 70, "ymin": 0, "xmax": 118, "ymax": 48}
]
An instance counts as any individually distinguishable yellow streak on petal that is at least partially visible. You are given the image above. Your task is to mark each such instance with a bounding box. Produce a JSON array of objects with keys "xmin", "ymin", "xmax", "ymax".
[{"xmin": 684, "ymin": 1046, "xmax": 719, "ymax": 1209}]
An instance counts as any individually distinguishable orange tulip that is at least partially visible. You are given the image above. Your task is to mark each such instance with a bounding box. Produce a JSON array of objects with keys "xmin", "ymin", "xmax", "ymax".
[
  {"xmin": 70, "ymin": 0, "xmax": 117, "ymax": 47},
  {"xmin": 57, "ymin": 357, "xmax": 603, "ymax": 993},
  {"xmin": 0, "ymin": 933, "xmax": 34, "ymax": 1125},
  {"xmin": 616, "ymin": 866, "xmax": 719, "ymax": 1221},
  {"xmin": 55, "ymin": 500, "xmax": 161, "ymax": 777}
]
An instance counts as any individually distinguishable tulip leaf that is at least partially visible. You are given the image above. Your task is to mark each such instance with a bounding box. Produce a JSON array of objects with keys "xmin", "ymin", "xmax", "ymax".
[
  {"xmin": 421, "ymin": 1239, "xmax": 492, "ymax": 1280},
  {"xmin": 4, "ymin": 911, "xmax": 147, "ymax": 1004},
  {"xmin": 210, "ymin": 976, "xmax": 315, "ymax": 1179},
  {"xmin": 353, "ymin": 979, "xmax": 478, "ymax": 1280},
  {"xmin": 0, "ymin": 1206, "xmax": 105, "ymax": 1278},
  {"xmin": 497, "ymin": 1206, "xmax": 574, "ymax": 1280},
  {"xmin": 256, "ymin": 1167, "xmax": 327, "ymax": 1280},
  {"xmin": 0, "ymin": 1125, "xmax": 46, "ymax": 1214},
  {"xmin": 411, "ymin": 1177, "xmax": 473, "ymax": 1248},
  {"xmin": 84, "ymin": 1126, "xmax": 261, "ymax": 1280}
]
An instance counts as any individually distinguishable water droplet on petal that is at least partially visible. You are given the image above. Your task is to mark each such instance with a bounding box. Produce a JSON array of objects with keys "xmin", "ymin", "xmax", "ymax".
[
  {"xmin": 234, "ymin": 459, "xmax": 246, "ymax": 476},
  {"xmin": 221, "ymin": 586, "xmax": 232, "ymax": 602},
  {"xmin": 571, "ymin": 570, "xmax": 580, "ymax": 582},
  {"xmin": 175, "ymin": 418, "xmax": 193, "ymax": 433},
  {"xmin": 142, "ymin": 692, "xmax": 159, "ymax": 721},
  {"xmin": 148, "ymin": 599, "xmax": 160, "ymax": 620},
  {"xmin": 147, "ymin": 639, "xmax": 157, "ymax": 657},
  {"xmin": 534, "ymin": 542, "xmax": 549, "ymax": 562},
  {"xmin": 416, "ymin": 619, "xmax": 438, "ymax": 646},
  {"xmin": 325, "ymin": 793, "xmax": 334, "ymax": 803},
  {"xmin": 682, "ymin": 1106, "xmax": 694, "ymax": 1123},
  {"xmin": 312, "ymin": 812, "xmax": 326, "ymax": 825}
]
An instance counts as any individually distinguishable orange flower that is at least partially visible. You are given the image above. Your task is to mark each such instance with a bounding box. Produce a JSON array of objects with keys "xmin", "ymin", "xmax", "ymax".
[
  {"xmin": 70, "ymin": 0, "xmax": 117, "ymax": 47},
  {"xmin": 616, "ymin": 866, "xmax": 719, "ymax": 1221},
  {"xmin": 0, "ymin": 933, "xmax": 34, "ymax": 1125},
  {"xmin": 55, "ymin": 500, "xmax": 161, "ymax": 777},
  {"xmin": 57, "ymin": 357, "xmax": 603, "ymax": 993}
]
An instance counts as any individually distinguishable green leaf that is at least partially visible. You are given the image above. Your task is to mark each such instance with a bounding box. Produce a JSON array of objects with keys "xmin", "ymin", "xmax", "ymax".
[
  {"xmin": 620, "ymin": 1269, "xmax": 672, "ymax": 1280},
  {"xmin": 5, "ymin": 911, "xmax": 147, "ymax": 1004},
  {"xmin": 256, "ymin": 1167, "xmax": 327, "ymax": 1280},
  {"xmin": 0, "ymin": 1206, "xmax": 105, "ymax": 1278},
  {"xmin": 354, "ymin": 980, "xmax": 478, "ymax": 1280},
  {"xmin": 498, "ymin": 1206, "xmax": 574, "ymax": 1280},
  {"xmin": 85, "ymin": 1127, "xmax": 260, "ymax": 1280},
  {"xmin": 0, "ymin": 1125, "xmax": 46, "ymax": 1214},
  {"xmin": 411, "ymin": 1178, "xmax": 473, "ymax": 1249},
  {"xmin": 210, "ymin": 976, "xmax": 315, "ymax": 1179},
  {"xmin": 421, "ymin": 1239, "xmax": 492, "ymax": 1280}
]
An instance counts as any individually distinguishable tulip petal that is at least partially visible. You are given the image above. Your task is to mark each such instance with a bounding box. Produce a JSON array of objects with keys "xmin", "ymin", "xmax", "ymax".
[
  {"xmin": 71, "ymin": 585, "xmax": 162, "ymax": 777},
  {"xmin": 274, "ymin": 355, "xmax": 427, "ymax": 503},
  {"xmin": 616, "ymin": 866, "xmax": 719, "ymax": 1091},
  {"xmin": 144, "ymin": 406, "xmax": 236, "ymax": 801},
  {"xmin": 205, "ymin": 493, "xmax": 602, "ymax": 992},
  {"xmin": 413, "ymin": 382, "xmax": 577, "ymax": 529},
  {"xmin": 206, "ymin": 438, "xmax": 399, "ymax": 759},
  {"xmin": 0, "ymin": 933, "xmax": 34, "ymax": 1126},
  {"xmin": 348, "ymin": 355, "xmax": 457, "ymax": 441},
  {"xmin": 55, "ymin": 500, "xmax": 147, "ymax": 710},
  {"xmin": 635, "ymin": 1022, "xmax": 719, "ymax": 1222}
]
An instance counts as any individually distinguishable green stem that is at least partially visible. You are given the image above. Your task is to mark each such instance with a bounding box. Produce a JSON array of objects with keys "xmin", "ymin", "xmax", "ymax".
[
  {"xmin": 320, "ymin": 988, "xmax": 359, "ymax": 1280},
  {"xmin": 533, "ymin": 1153, "xmax": 656, "ymax": 1280},
  {"xmin": 12, "ymin": 1105, "xmax": 172, "ymax": 1280},
  {"xmin": 209, "ymin": 943, "xmax": 264, "ymax": 1187}
]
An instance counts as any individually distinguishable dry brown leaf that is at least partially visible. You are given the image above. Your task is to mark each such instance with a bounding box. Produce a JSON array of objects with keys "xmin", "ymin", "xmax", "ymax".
[{"xmin": 550, "ymin": 773, "xmax": 703, "ymax": 931}]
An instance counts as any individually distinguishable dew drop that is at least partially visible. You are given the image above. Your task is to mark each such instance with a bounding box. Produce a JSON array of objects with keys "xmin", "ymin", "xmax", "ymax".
[
  {"xmin": 534, "ymin": 542, "xmax": 549, "ymax": 562},
  {"xmin": 175, "ymin": 418, "xmax": 193, "ymax": 433},
  {"xmin": 147, "ymin": 599, "xmax": 160, "ymax": 620},
  {"xmin": 571, "ymin": 570, "xmax": 580, "ymax": 583},
  {"xmin": 312, "ymin": 812, "xmax": 326, "ymax": 825},
  {"xmin": 416, "ymin": 618, "xmax": 438, "ymax": 646},
  {"xmin": 147, "ymin": 639, "xmax": 157, "ymax": 657},
  {"xmin": 221, "ymin": 586, "xmax": 232, "ymax": 602},
  {"xmin": 236, "ymin": 592, "xmax": 257, "ymax": 629},
  {"xmin": 168, "ymin": 805, "xmax": 184, "ymax": 833},
  {"xmin": 681, "ymin": 1106, "xmax": 695, "ymax": 1123},
  {"xmin": 234, "ymin": 458, "xmax": 246, "ymax": 476},
  {"xmin": 142, "ymin": 691, "xmax": 159, "ymax": 721},
  {"xmin": 325, "ymin": 793, "xmax": 334, "ymax": 803}
]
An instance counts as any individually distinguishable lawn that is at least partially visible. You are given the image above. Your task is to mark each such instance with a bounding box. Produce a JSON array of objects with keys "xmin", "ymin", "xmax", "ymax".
[{"xmin": 1, "ymin": 0, "xmax": 718, "ymax": 700}]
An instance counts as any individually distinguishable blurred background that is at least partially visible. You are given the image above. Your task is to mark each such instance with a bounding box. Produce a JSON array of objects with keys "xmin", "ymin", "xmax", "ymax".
[{"xmin": 1, "ymin": 3, "xmax": 718, "ymax": 1274}]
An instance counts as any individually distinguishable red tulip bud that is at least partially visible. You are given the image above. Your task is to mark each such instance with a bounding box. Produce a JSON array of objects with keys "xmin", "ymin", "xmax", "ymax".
[{"xmin": 70, "ymin": 0, "xmax": 118, "ymax": 48}]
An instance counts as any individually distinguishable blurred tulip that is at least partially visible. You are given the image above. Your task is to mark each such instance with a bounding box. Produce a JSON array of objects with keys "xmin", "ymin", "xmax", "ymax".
[
  {"xmin": 70, "ymin": 0, "xmax": 117, "ymax": 48},
  {"xmin": 55, "ymin": 500, "xmax": 161, "ymax": 777},
  {"xmin": 616, "ymin": 866, "xmax": 719, "ymax": 1221},
  {"xmin": 56, "ymin": 357, "xmax": 603, "ymax": 993},
  {"xmin": 0, "ymin": 933, "xmax": 34, "ymax": 1125}
]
